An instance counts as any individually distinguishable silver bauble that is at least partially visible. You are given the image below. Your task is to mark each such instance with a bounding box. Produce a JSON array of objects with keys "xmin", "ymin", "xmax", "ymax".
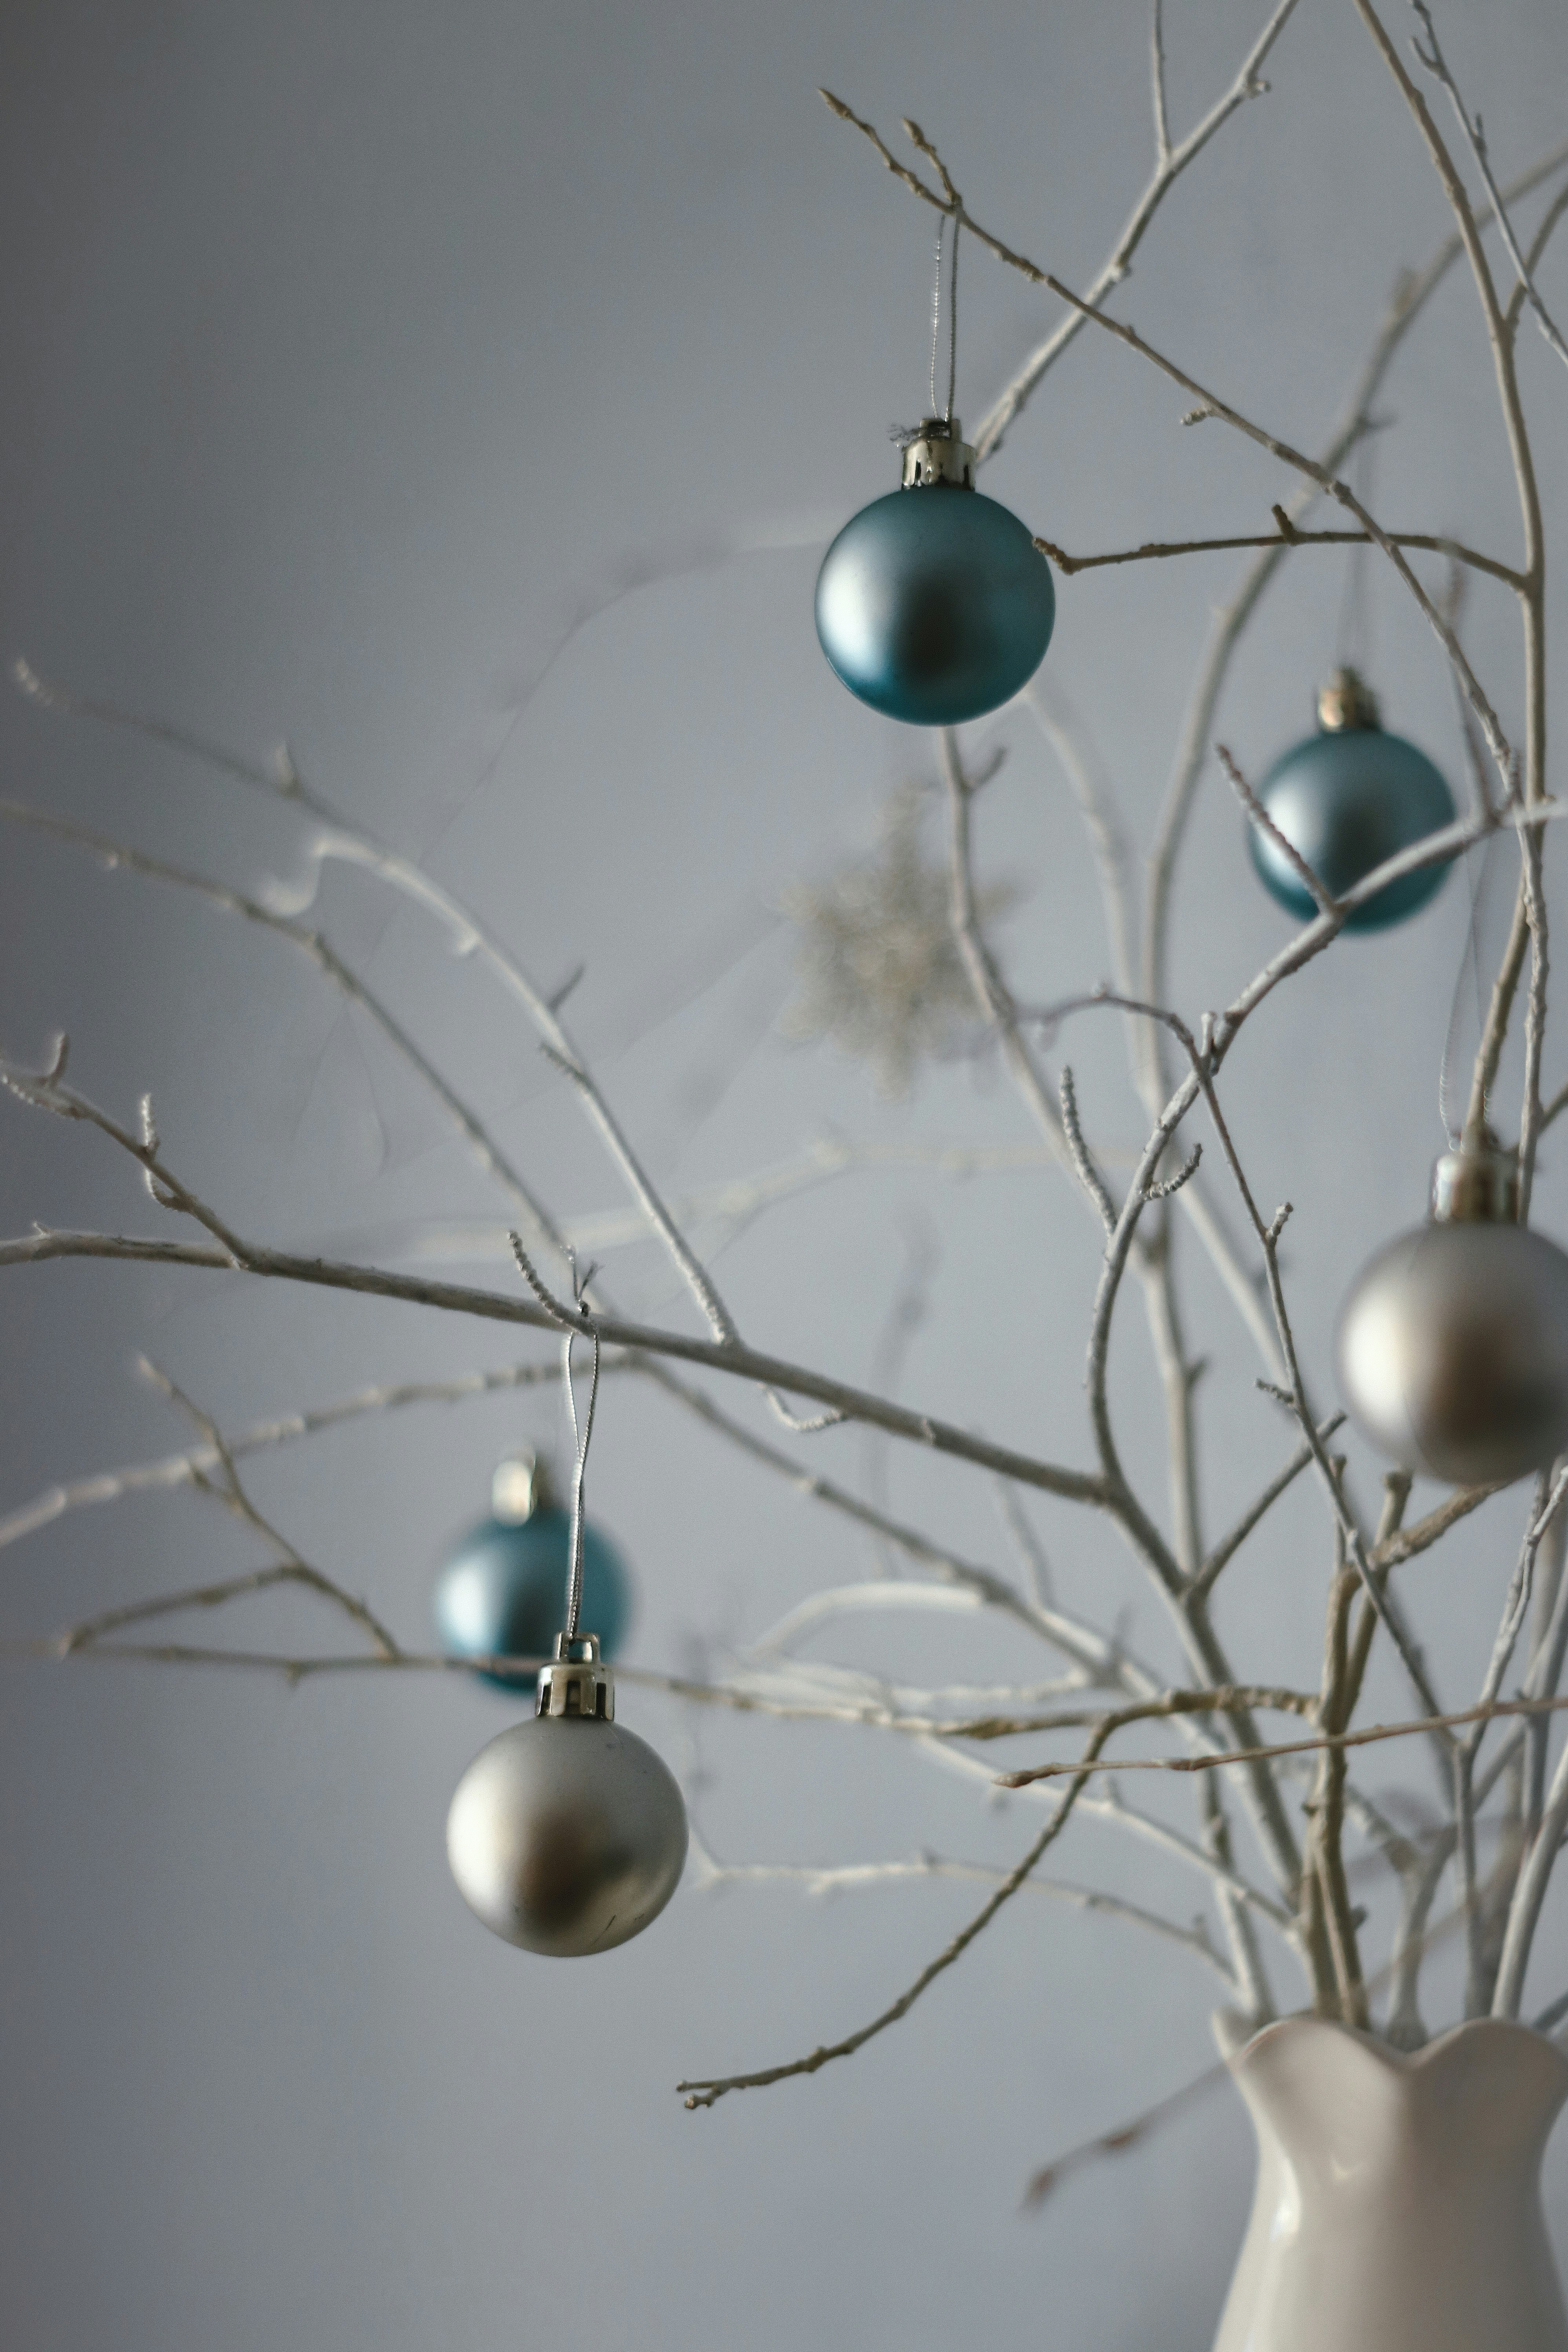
[
  {"xmin": 446, "ymin": 1633, "xmax": 686, "ymax": 1956},
  {"xmin": 1336, "ymin": 1142, "xmax": 1568, "ymax": 1487}
]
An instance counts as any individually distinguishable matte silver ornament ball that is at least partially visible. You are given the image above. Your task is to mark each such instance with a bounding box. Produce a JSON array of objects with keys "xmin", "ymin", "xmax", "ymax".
[
  {"xmin": 1337, "ymin": 1139, "xmax": 1568, "ymax": 1487},
  {"xmin": 446, "ymin": 1634, "xmax": 687, "ymax": 1956}
]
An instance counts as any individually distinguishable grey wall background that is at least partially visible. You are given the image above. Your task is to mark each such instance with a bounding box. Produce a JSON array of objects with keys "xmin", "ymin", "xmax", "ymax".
[{"xmin": 3, "ymin": 0, "xmax": 1568, "ymax": 2345}]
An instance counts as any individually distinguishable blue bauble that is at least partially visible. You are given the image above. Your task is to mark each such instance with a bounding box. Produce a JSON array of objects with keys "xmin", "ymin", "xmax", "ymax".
[
  {"xmin": 1248, "ymin": 679, "xmax": 1455, "ymax": 932},
  {"xmin": 433, "ymin": 1507, "xmax": 631, "ymax": 1692},
  {"xmin": 815, "ymin": 436, "xmax": 1054, "ymax": 726}
]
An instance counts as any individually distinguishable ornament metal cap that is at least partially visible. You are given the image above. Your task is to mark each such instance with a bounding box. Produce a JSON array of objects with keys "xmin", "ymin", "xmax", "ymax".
[
  {"xmin": 1317, "ymin": 666, "xmax": 1382, "ymax": 733},
  {"xmin": 536, "ymin": 1630, "xmax": 615, "ymax": 1722},
  {"xmin": 900, "ymin": 416, "xmax": 976, "ymax": 490},
  {"xmin": 1430, "ymin": 1132, "xmax": 1521, "ymax": 1225},
  {"xmin": 491, "ymin": 1448, "xmax": 555, "ymax": 1523}
]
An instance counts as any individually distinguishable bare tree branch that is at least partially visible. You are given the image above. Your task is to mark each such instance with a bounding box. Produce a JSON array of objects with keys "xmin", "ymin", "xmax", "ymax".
[
  {"xmin": 1193, "ymin": 1415, "xmax": 1346, "ymax": 1599},
  {"xmin": 824, "ymin": 92, "xmax": 1519, "ymax": 788},
  {"xmin": 1034, "ymin": 519, "xmax": 1521, "ymax": 590},
  {"xmin": 1410, "ymin": 2, "xmax": 1568, "ymax": 374},
  {"xmin": 687, "ymin": 1832, "xmax": 1237, "ymax": 1989},
  {"xmin": 999, "ymin": 1691, "xmax": 1568, "ymax": 1791},
  {"xmin": 954, "ymin": 0, "xmax": 1303, "ymax": 456},
  {"xmin": 677, "ymin": 1718, "xmax": 1117, "ymax": 2108},
  {"xmin": 0, "ymin": 1221, "xmax": 1109, "ymax": 1502},
  {"xmin": 0, "ymin": 1357, "xmax": 575, "ymax": 1556},
  {"xmin": 11, "ymin": 663, "xmax": 740, "ymax": 1347}
]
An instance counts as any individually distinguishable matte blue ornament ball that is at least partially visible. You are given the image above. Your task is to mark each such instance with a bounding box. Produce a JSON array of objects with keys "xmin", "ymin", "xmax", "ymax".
[
  {"xmin": 815, "ymin": 419, "xmax": 1054, "ymax": 727},
  {"xmin": 1247, "ymin": 668, "xmax": 1455, "ymax": 932},
  {"xmin": 433, "ymin": 1459, "xmax": 630, "ymax": 1692}
]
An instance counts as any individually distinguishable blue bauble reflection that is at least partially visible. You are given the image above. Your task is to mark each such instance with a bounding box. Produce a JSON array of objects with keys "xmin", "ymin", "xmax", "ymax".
[
  {"xmin": 433, "ymin": 1508, "xmax": 631, "ymax": 1692},
  {"xmin": 1248, "ymin": 726, "xmax": 1455, "ymax": 931},
  {"xmin": 815, "ymin": 486, "xmax": 1055, "ymax": 726}
]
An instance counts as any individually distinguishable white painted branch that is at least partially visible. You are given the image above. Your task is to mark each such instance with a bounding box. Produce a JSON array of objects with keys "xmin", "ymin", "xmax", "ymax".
[
  {"xmin": 11, "ymin": 669, "xmax": 739, "ymax": 1347},
  {"xmin": 0, "ymin": 1358, "xmax": 570, "ymax": 1556},
  {"xmin": 1410, "ymin": 2, "xmax": 1568, "ymax": 375},
  {"xmin": 686, "ymin": 1835, "xmax": 1238, "ymax": 1989},
  {"xmin": 969, "ymin": 0, "xmax": 1301, "ymax": 456},
  {"xmin": 924, "ymin": 1739, "xmax": 1294, "ymax": 1937}
]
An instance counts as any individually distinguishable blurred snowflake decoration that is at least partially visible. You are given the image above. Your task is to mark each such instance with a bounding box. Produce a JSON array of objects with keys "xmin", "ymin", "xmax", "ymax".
[{"xmin": 782, "ymin": 784, "xmax": 1013, "ymax": 1096}]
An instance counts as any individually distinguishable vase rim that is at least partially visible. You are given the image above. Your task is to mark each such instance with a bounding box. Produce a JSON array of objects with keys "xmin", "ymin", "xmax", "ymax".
[{"xmin": 1218, "ymin": 2009, "xmax": 1568, "ymax": 2084}]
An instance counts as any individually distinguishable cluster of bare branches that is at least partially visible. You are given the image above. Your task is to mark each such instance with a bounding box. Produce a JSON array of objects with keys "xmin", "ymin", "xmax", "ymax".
[{"xmin": 5, "ymin": 0, "xmax": 1568, "ymax": 2170}]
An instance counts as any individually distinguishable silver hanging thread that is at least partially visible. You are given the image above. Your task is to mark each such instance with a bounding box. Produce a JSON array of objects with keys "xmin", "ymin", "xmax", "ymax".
[
  {"xmin": 1438, "ymin": 810, "xmax": 1499, "ymax": 1147},
  {"xmin": 928, "ymin": 215, "xmax": 946, "ymax": 418},
  {"xmin": 1437, "ymin": 565, "xmax": 1507, "ymax": 1147},
  {"xmin": 1335, "ymin": 433, "xmax": 1377, "ymax": 675},
  {"xmin": 926, "ymin": 214, "xmax": 960, "ymax": 425},
  {"xmin": 559, "ymin": 1323, "xmax": 601, "ymax": 1639}
]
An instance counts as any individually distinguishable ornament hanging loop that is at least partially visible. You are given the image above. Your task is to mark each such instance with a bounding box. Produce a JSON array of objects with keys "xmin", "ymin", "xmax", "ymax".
[
  {"xmin": 506, "ymin": 1232, "xmax": 603, "ymax": 1642},
  {"xmin": 1334, "ymin": 427, "xmax": 1379, "ymax": 676},
  {"xmin": 559, "ymin": 1310, "xmax": 602, "ymax": 1642},
  {"xmin": 928, "ymin": 212, "xmax": 961, "ymax": 426},
  {"xmin": 896, "ymin": 212, "xmax": 969, "ymax": 485}
]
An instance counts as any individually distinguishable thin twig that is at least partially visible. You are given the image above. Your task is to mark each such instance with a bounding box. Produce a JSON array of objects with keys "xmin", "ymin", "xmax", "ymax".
[
  {"xmin": 950, "ymin": 0, "xmax": 1303, "ymax": 457},
  {"xmin": 0, "ymin": 1358, "xmax": 576, "ymax": 1555},
  {"xmin": 1410, "ymin": 2, "xmax": 1568, "ymax": 374},
  {"xmin": 1141, "ymin": 134, "xmax": 1568, "ymax": 1151},
  {"xmin": 0, "ymin": 1045, "xmax": 251, "ymax": 1265},
  {"xmin": 122, "ymin": 1364, "xmax": 399, "ymax": 1661},
  {"xmin": 1058, "ymin": 1068, "xmax": 1117, "ymax": 1232},
  {"xmin": 1021, "ymin": 682, "xmax": 1281, "ymax": 1377},
  {"xmin": 1141, "ymin": 1143, "xmax": 1201, "ymax": 1202},
  {"xmin": 998, "ymin": 1690, "xmax": 1568, "ymax": 1790},
  {"xmin": 1349, "ymin": 0, "xmax": 1551, "ymax": 1191},
  {"xmin": 0, "ymin": 801, "xmax": 566, "ymax": 1252},
  {"xmin": 10, "ymin": 664, "xmax": 742, "ymax": 1348},
  {"xmin": 0, "ymin": 1229, "xmax": 1109, "ymax": 1506},
  {"xmin": 1023, "ymin": 2062, "xmax": 1228, "ymax": 2209},
  {"xmin": 1215, "ymin": 744, "xmax": 1339, "ymax": 916},
  {"xmin": 677, "ymin": 1720, "xmax": 1117, "ymax": 2108},
  {"xmin": 1193, "ymin": 1416, "xmax": 1346, "ymax": 1599},
  {"xmin": 1034, "ymin": 521, "xmax": 1521, "ymax": 589},
  {"xmin": 687, "ymin": 1836, "xmax": 1236, "ymax": 1989},
  {"xmin": 1508, "ymin": 177, "xmax": 1568, "ymax": 338},
  {"xmin": 1312, "ymin": 1521, "xmax": 1368, "ymax": 2025},
  {"xmin": 825, "ymin": 94, "xmax": 1519, "ymax": 790}
]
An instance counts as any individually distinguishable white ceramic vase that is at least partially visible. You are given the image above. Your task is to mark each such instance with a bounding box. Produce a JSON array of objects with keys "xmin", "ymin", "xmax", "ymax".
[{"xmin": 1214, "ymin": 2016, "xmax": 1568, "ymax": 2352}]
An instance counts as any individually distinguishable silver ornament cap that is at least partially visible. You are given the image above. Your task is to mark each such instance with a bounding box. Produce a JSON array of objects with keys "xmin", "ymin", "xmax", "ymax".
[
  {"xmin": 899, "ymin": 415, "xmax": 976, "ymax": 490},
  {"xmin": 445, "ymin": 1633, "xmax": 688, "ymax": 1956},
  {"xmin": 1316, "ymin": 665, "xmax": 1381, "ymax": 733},
  {"xmin": 490, "ymin": 1446, "xmax": 555, "ymax": 1524},
  {"xmin": 1336, "ymin": 1136, "xmax": 1568, "ymax": 1487}
]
